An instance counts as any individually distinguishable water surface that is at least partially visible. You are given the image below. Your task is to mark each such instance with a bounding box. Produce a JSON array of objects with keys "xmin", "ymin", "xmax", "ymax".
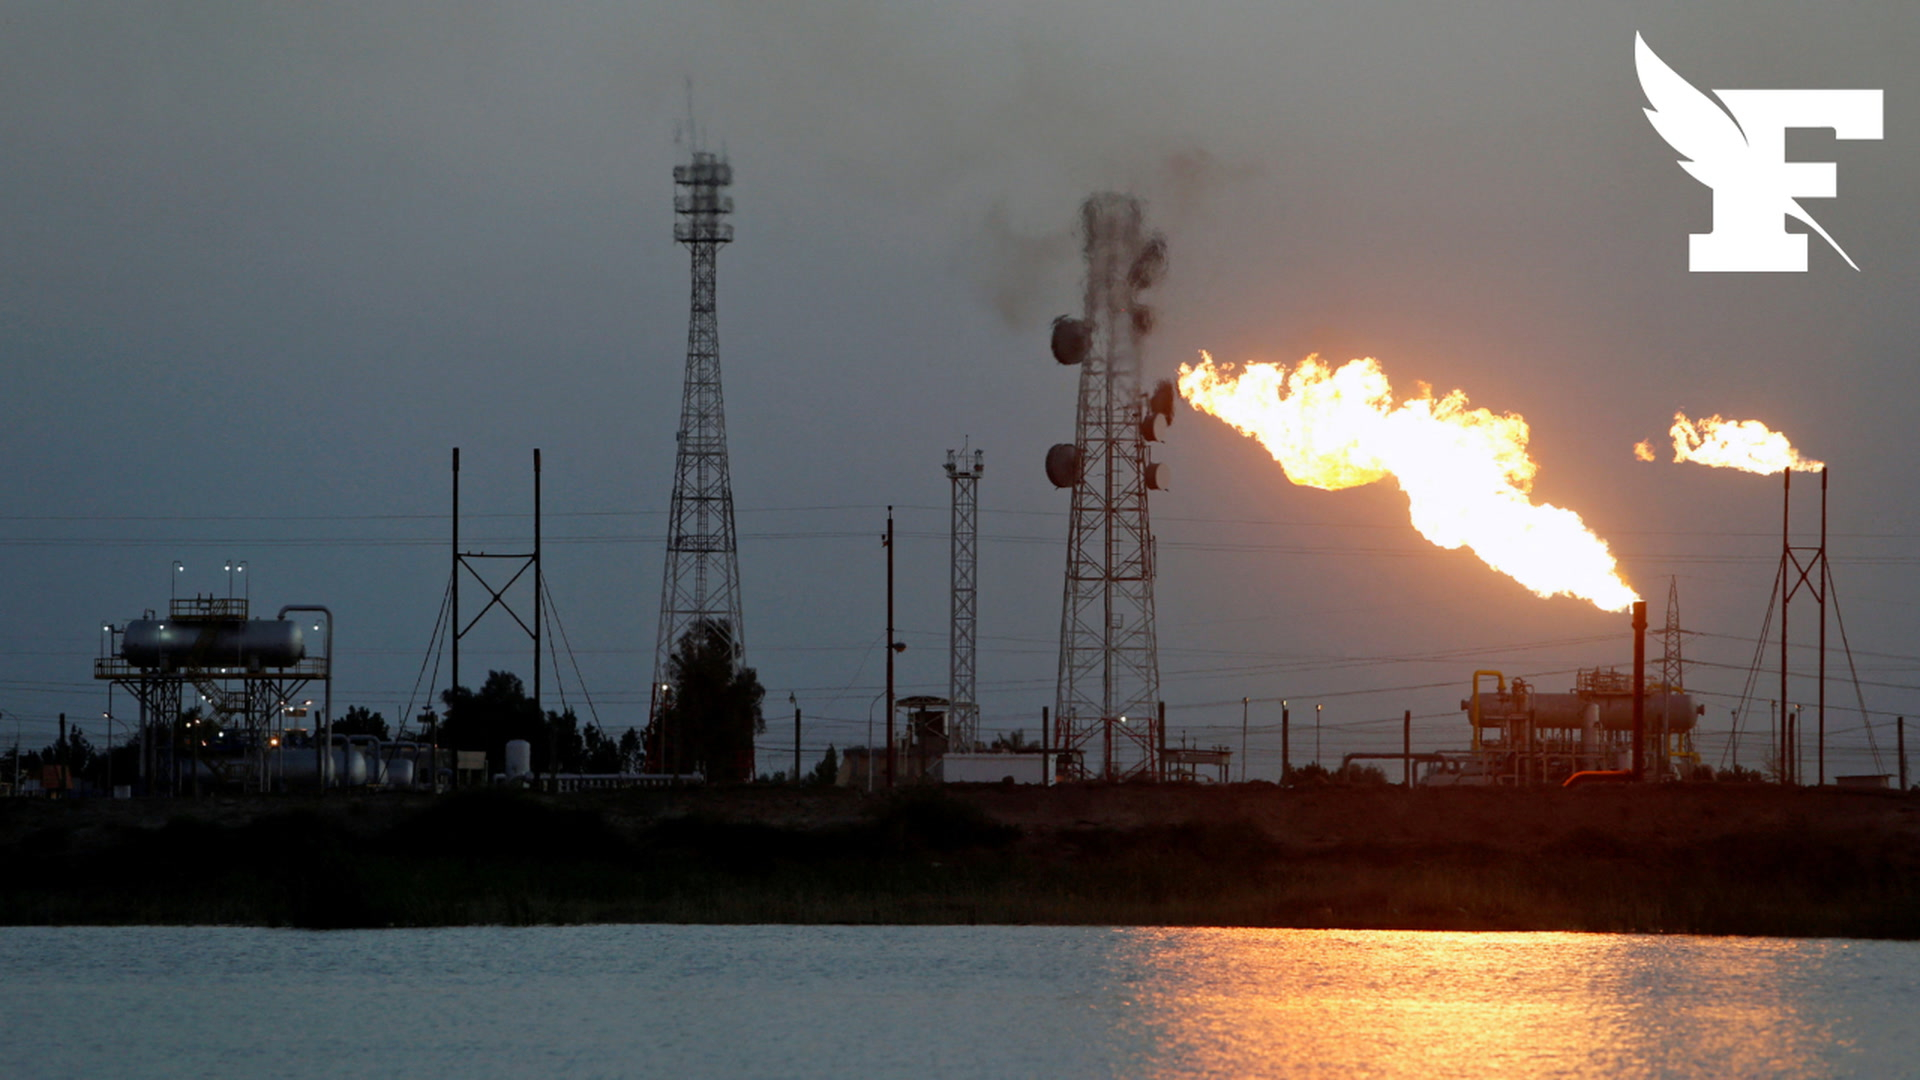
[{"xmin": 2, "ymin": 926, "xmax": 1913, "ymax": 1078}]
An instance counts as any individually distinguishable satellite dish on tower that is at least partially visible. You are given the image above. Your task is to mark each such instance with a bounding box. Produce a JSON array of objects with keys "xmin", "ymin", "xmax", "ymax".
[
  {"xmin": 1051, "ymin": 316, "xmax": 1091, "ymax": 365},
  {"xmin": 1128, "ymin": 235, "xmax": 1167, "ymax": 290},
  {"xmin": 1149, "ymin": 379, "xmax": 1176, "ymax": 425},
  {"xmin": 1045, "ymin": 443, "xmax": 1083, "ymax": 488}
]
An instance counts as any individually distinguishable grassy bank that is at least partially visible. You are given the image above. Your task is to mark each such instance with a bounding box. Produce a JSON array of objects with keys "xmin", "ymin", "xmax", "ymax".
[{"xmin": 2, "ymin": 784, "xmax": 1916, "ymax": 936}]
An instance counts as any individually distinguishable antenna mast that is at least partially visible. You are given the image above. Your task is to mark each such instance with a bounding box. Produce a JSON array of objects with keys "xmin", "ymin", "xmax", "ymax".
[
  {"xmin": 649, "ymin": 125, "xmax": 745, "ymax": 767},
  {"xmin": 1047, "ymin": 194, "xmax": 1172, "ymax": 781},
  {"xmin": 946, "ymin": 445, "xmax": 984, "ymax": 754}
]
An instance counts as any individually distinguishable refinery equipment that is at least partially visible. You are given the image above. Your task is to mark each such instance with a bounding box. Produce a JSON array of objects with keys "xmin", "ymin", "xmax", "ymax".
[
  {"xmin": 1048, "ymin": 193, "xmax": 1175, "ymax": 781},
  {"xmin": 1451, "ymin": 667, "xmax": 1704, "ymax": 785},
  {"xmin": 97, "ymin": 593, "xmax": 331, "ymax": 794}
]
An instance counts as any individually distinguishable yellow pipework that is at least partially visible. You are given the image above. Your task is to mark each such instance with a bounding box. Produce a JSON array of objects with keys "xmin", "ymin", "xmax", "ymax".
[{"xmin": 1470, "ymin": 670, "xmax": 1505, "ymax": 752}]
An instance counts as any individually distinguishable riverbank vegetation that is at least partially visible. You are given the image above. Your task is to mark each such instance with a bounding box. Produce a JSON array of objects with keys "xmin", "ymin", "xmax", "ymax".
[{"xmin": 2, "ymin": 784, "xmax": 1915, "ymax": 937}]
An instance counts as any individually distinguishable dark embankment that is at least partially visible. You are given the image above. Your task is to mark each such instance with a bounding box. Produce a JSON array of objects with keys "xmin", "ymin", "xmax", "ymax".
[{"xmin": 3, "ymin": 783, "xmax": 1917, "ymax": 936}]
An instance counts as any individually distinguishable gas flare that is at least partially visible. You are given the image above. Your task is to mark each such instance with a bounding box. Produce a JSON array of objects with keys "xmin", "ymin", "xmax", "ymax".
[
  {"xmin": 1178, "ymin": 352, "xmax": 1638, "ymax": 612},
  {"xmin": 1656, "ymin": 411, "xmax": 1824, "ymax": 474}
]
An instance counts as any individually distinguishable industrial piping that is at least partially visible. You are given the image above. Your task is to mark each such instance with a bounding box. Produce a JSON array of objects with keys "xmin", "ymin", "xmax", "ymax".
[{"xmin": 279, "ymin": 605, "xmax": 332, "ymax": 790}]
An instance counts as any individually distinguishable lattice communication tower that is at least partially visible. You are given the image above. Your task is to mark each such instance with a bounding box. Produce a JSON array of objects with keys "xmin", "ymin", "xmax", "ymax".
[
  {"xmin": 1045, "ymin": 193, "xmax": 1175, "ymax": 780},
  {"xmin": 651, "ymin": 146, "xmax": 745, "ymax": 735},
  {"xmin": 946, "ymin": 447, "xmax": 984, "ymax": 754}
]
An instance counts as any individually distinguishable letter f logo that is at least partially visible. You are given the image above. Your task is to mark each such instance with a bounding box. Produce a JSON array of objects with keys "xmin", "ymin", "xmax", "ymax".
[{"xmin": 1637, "ymin": 33, "xmax": 1882, "ymax": 272}]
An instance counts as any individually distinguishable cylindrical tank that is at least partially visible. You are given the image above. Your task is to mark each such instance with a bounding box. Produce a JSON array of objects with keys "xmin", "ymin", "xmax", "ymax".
[
  {"xmin": 1469, "ymin": 691, "xmax": 1700, "ymax": 733},
  {"xmin": 505, "ymin": 739, "xmax": 533, "ymax": 780},
  {"xmin": 122, "ymin": 618, "xmax": 304, "ymax": 670},
  {"xmin": 386, "ymin": 758, "xmax": 416, "ymax": 788},
  {"xmin": 329, "ymin": 746, "xmax": 368, "ymax": 787}
]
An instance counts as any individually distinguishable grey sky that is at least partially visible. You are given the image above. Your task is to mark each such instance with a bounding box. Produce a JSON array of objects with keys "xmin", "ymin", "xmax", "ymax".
[{"xmin": 3, "ymin": 1, "xmax": 1916, "ymax": 778}]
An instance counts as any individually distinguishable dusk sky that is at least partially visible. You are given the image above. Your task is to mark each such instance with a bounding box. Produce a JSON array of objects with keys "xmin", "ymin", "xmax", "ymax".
[{"xmin": 3, "ymin": 1, "xmax": 1917, "ymax": 779}]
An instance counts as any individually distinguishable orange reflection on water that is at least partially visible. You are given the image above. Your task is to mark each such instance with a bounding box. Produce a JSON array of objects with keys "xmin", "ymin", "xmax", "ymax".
[{"xmin": 1106, "ymin": 929, "xmax": 1839, "ymax": 1079}]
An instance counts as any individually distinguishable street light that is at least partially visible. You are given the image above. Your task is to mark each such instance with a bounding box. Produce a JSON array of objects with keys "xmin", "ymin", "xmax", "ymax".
[
  {"xmin": 171, "ymin": 561, "xmax": 184, "ymax": 602},
  {"xmin": 224, "ymin": 560, "xmax": 247, "ymax": 605}
]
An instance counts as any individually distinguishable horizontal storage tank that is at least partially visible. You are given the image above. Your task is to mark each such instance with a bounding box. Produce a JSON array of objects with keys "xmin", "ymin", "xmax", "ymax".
[
  {"xmin": 122, "ymin": 618, "xmax": 304, "ymax": 670},
  {"xmin": 1467, "ymin": 691, "xmax": 1701, "ymax": 733},
  {"xmin": 386, "ymin": 758, "xmax": 416, "ymax": 788}
]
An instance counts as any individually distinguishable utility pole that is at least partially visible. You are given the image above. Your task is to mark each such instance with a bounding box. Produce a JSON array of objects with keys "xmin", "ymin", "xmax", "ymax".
[
  {"xmin": 1280, "ymin": 703, "xmax": 1290, "ymax": 786},
  {"xmin": 1896, "ymin": 714, "xmax": 1912, "ymax": 791},
  {"xmin": 1779, "ymin": 469, "xmax": 1830, "ymax": 792},
  {"xmin": 1240, "ymin": 697, "xmax": 1248, "ymax": 783},
  {"xmin": 791, "ymin": 695, "xmax": 801, "ymax": 784},
  {"xmin": 1041, "ymin": 706, "xmax": 1050, "ymax": 784},
  {"xmin": 884, "ymin": 507, "xmax": 897, "ymax": 789},
  {"xmin": 1403, "ymin": 709, "xmax": 1412, "ymax": 789},
  {"xmin": 1818, "ymin": 711, "xmax": 1826, "ymax": 787},
  {"xmin": 1631, "ymin": 600, "xmax": 1647, "ymax": 782}
]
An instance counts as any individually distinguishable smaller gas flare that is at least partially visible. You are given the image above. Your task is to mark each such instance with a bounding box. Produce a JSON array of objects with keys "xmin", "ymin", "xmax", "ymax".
[
  {"xmin": 1646, "ymin": 411, "xmax": 1824, "ymax": 475},
  {"xmin": 1633, "ymin": 440, "xmax": 1657, "ymax": 463}
]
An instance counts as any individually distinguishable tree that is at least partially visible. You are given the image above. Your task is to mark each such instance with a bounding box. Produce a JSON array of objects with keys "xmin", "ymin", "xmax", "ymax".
[
  {"xmin": 1335, "ymin": 762, "xmax": 1389, "ymax": 786},
  {"xmin": 580, "ymin": 723, "xmax": 624, "ymax": 773},
  {"xmin": 617, "ymin": 727, "xmax": 644, "ymax": 773},
  {"xmin": 643, "ymin": 620, "xmax": 765, "ymax": 782},
  {"xmin": 439, "ymin": 671, "xmax": 546, "ymax": 774},
  {"xmin": 333, "ymin": 706, "xmax": 390, "ymax": 740},
  {"xmin": 988, "ymin": 730, "xmax": 1036, "ymax": 752},
  {"xmin": 1284, "ymin": 762, "xmax": 1331, "ymax": 788},
  {"xmin": 808, "ymin": 744, "xmax": 840, "ymax": 787}
]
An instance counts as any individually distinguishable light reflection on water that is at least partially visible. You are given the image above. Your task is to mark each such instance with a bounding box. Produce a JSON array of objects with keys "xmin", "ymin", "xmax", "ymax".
[
  {"xmin": 0, "ymin": 926, "xmax": 1913, "ymax": 1079},
  {"xmin": 1112, "ymin": 930, "xmax": 1881, "ymax": 1078}
]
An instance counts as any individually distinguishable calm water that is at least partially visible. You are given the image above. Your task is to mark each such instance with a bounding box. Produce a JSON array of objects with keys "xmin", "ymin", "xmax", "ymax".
[{"xmin": 2, "ymin": 925, "xmax": 1916, "ymax": 1079}]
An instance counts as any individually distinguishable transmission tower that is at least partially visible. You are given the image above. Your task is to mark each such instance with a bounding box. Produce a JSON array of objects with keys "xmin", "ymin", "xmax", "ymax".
[
  {"xmin": 1046, "ymin": 193, "xmax": 1174, "ymax": 781},
  {"xmin": 1656, "ymin": 575, "xmax": 1683, "ymax": 778},
  {"xmin": 946, "ymin": 446, "xmax": 984, "ymax": 754},
  {"xmin": 650, "ymin": 144, "xmax": 745, "ymax": 746}
]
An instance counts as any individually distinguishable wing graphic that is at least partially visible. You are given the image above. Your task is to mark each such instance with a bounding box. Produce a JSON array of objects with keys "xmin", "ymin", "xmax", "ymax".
[
  {"xmin": 1635, "ymin": 32, "xmax": 1748, "ymax": 185},
  {"xmin": 1635, "ymin": 32, "xmax": 1858, "ymax": 270}
]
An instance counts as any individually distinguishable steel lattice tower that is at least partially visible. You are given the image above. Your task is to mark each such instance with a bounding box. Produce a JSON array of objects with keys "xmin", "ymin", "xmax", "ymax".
[
  {"xmin": 1657, "ymin": 575, "xmax": 1684, "ymax": 778},
  {"xmin": 651, "ymin": 149, "xmax": 745, "ymax": 730},
  {"xmin": 946, "ymin": 447, "xmax": 984, "ymax": 754},
  {"xmin": 1050, "ymin": 194, "xmax": 1170, "ymax": 780}
]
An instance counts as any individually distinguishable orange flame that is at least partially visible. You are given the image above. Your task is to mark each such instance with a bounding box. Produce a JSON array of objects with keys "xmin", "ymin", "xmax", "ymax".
[
  {"xmin": 1656, "ymin": 412, "xmax": 1824, "ymax": 474},
  {"xmin": 1178, "ymin": 352, "xmax": 1638, "ymax": 612}
]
